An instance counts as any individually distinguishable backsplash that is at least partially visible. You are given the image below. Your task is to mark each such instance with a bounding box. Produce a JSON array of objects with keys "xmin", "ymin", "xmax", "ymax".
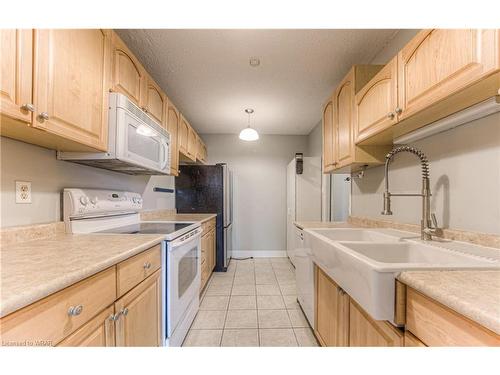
[{"xmin": 0, "ymin": 137, "xmax": 176, "ymax": 228}]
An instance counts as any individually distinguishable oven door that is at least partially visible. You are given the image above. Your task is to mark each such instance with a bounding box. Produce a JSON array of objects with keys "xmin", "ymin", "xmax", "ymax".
[
  {"xmin": 166, "ymin": 229, "xmax": 201, "ymax": 337},
  {"xmin": 115, "ymin": 107, "xmax": 170, "ymax": 174}
]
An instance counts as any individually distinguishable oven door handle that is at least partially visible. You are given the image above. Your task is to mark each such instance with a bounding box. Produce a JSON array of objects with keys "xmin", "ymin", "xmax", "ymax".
[{"xmin": 169, "ymin": 229, "xmax": 201, "ymax": 250}]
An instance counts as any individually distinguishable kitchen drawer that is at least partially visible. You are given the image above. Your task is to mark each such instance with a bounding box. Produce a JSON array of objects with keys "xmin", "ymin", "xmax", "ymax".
[
  {"xmin": 116, "ymin": 245, "xmax": 161, "ymax": 297},
  {"xmin": 406, "ymin": 287, "xmax": 500, "ymax": 346},
  {"xmin": 57, "ymin": 305, "xmax": 115, "ymax": 347},
  {"xmin": 0, "ymin": 267, "xmax": 116, "ymax": 346}
]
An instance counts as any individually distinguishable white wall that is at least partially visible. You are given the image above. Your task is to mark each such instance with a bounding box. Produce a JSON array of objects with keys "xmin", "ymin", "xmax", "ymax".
[
  {"xmin": 350, "ymin": 28, "xmax": 500, "ymax": 235},
  {"xmin": 0, "ymin": 137, "xmax": 175, "ymax": 228},
  {"xmin": 201, "ymin": 134, "xmax": 308, "ymax": 254}
]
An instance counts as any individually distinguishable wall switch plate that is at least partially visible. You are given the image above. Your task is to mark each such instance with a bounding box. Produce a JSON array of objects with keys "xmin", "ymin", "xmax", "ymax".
[{"xmin": 15, "ymin": 181, "xmax": 32, "ymax": 204}]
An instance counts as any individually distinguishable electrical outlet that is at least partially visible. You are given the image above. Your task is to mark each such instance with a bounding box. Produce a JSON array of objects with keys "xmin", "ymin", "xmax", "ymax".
[{"xmin": 15, "ymin": 181, "xmax": 32, "ymax": 204}]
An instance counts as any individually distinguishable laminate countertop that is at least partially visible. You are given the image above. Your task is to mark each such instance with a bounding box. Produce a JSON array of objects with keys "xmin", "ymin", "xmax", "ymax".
[
  {"xmin": 398, "ymin": 270, "xmax": 500, "ymax": 334},
  {"xmin": 0, "ymin": 233, "xmax": 165, "ymax": 318}
]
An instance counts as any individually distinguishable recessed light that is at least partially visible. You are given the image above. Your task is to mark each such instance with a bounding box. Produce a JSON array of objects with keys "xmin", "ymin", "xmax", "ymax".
[{"xmin": 249, "ymin": 58, "xmax": 260, "ymax": 67}]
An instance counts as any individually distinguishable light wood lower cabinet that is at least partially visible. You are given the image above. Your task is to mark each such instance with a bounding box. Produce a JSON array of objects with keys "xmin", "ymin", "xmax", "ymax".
[
  {"xmin": 405, "ymin": 287, "xmax": 500, "ymax": 346},
  {"xmin": 115, "ymin": 270, "xmax": 162, "ymax": 347},
  {"xmin": 404, "ymin": 331, "xmax": 426, "ymax": 347},
  {"xmin": 0, "ymin": 245, "xmax": 162, "ymax": 347},
  {"xmin": 349, "ymin": 299, "xmax": 404, "ymax": 347},
  {"xmin": 200, "ymin": 218, "xmax": 217, "ymax": 293},
  {"xmin": 314, "ymin": 265, "xmax": 349, "ymax": 346},
  {"xmin": 314, "ymin": 264, "xmax": 403, "ymax": 347},
  {"xmin": 57, "ymin": 305, "xmax": 116, "ymax": 347}
]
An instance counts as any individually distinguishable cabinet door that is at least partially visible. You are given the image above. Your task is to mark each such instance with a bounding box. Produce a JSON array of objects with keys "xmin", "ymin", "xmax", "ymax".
[
  {"xmin": 178, "ymin": 115, "xmax": 189, "ymax": 155},
  {"xmin": 349, "ymin": 299, "xmax": 403, "ymax": 347},
  {"xmin": 167, "ymin": 102, "xmax": 180, "ymax": 175},
  {"xmin": 398, "ymin": 29, "xmax": 500, "ymax": 121},
  {"xmin": 209, "ymin": 229, "xmax": 216, "ymax": 272},
  {"xmin": 33, "ymin": 29, "xmax": 110, "ymax": 151},
  {"xmin": 354, "ymin": 57, "xmax": 398, "ymax": 144},
  {"xmin": 111, "ymin": 32, "xmax": 145, "ymax": 105},
  {"xmin": 334, "ymin": 72, "xmax": 354, "ymax": 168},
  {"xmin": 187, "ymin": 125, "xmax": 197, "ymax": 160},
  {"xmin": 143, "ymin": 74, "xmax": 166, "ymax": 126},
  {"xmin": 57, "ymin": 306, "xmax": 115, "ymax": 347},
  {"xmin": 315, "ymin": 266, "xmax": 344, "ymax": 346},
  {"xmin": 0, "ymin": 29, "xmax": 33, "ymax": 123},
  {"xmin": 115, "ymin": 270, "xmax": 162, "ymax": 347},
  {"xmin": 322, "ymin": 99, "xmax": 335, "ymax": 173}
]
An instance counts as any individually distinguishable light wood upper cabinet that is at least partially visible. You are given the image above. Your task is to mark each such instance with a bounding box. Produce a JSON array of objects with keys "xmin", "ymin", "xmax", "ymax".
[
  {"xmin": 314, "ymin": 266, "xmax": 349, "ymax": 346},
  {"xmin": 354, "ymin": 58, "xmax": 398, "ymax": 144},
  {"xmin": 0, "ymin": 29, "xmax": 33, "ymax": 124},
  {"xmin": 115, "ymin": 270, "xmax": 162, "ymax": 347},
  {"xmin": 178, "ymin": 114, "xmax": 189, "ymax": 155},
  {"xmin": 111, "ymin": 32, "xmax": 145, "ymax": 106},
  {"xmin": 32, "ymin": 29, "xmax": 111, "ymax": 151},
  {"xmin": 322, "ymin": 98, "xmax": 335, "ymax": 173},
  {"xmin": 187, "ymin": 124, "xmax": 197, "ymax": 160},
  {"xmin": 349, "ymin": 299, "xmax": 403, "ymax": 347},
  {"xmin": 335, "ymin": 77, "xmax": 354, "ymax": 167},
  {"xmin": 167, "ymin": 101, "xmax": 180, "ymax": 175},
  {"xmin": 143, "ymin": 73, "xmax": 166, "ymax": 126},
  {"xmin": 57, "ymin": 306, "xmax": 115, "ymax": 347},
  {"xmin": 397, "ymin": 29, "xmax": 500, "ymax": 122}
]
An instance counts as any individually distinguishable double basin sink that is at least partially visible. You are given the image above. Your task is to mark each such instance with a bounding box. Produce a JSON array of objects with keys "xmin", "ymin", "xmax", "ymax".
[{"xmin": 304, "ymin": 228, "xmax": 500, "ymax": 324}]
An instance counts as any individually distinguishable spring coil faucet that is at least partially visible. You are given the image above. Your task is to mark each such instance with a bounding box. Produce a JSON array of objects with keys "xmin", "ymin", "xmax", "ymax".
[{"xmin": 382, "ymin": 146, "xmax": 439, "ymax": 240}]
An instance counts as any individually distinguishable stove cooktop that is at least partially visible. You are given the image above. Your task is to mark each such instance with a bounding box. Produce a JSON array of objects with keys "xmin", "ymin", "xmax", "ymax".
[{"xmin": 95, "ymin": 222, "xmax": 193, "ymax": 235}]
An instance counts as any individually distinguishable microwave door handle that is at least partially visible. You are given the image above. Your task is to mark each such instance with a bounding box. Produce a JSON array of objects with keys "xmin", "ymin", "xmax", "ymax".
[{"xmin": 160, "ymin": 139, "xmax": 168, "ymax": 170}]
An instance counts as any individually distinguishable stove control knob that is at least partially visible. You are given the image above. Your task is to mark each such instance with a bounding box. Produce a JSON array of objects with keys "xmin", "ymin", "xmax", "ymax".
[
  {"xmin": 80, "ymin": 196, "xmax": 89, "ymax": 206},
  {"xmin": 90, "ymin": 196, "xmax": 99, "ymax": 205}
]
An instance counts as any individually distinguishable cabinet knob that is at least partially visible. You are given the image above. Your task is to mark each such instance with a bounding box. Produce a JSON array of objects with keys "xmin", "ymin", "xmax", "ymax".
[
  {"xmin": 38, "ymin": 112, "xmax": 49, "ymax": 121},
  {"xmin": 143, "ymin": 262, "xmax": 152, "ymax": 269},
  {"xmin": 395, "ymin": 107, "xmax": 403, "ymax": 115},
  {"xmin": 68, "ymin": 305, "xmax": 83, "ymax": 316},
  {"xmin": 121, "ymin": 307, "xmax": 129, "ymax": 316},
  {"xmin": 387, "ymin": 112, "xmax": 395, "ymax": 120},
  {"xmin": 21, "ymin": 103, "xmax": 35, "ymax": 112}
]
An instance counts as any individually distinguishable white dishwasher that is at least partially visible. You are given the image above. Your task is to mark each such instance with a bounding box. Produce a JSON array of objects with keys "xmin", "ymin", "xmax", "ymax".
[{"xmin": 294, "ymin": 225, "xmax": 315, "ymax": 328}]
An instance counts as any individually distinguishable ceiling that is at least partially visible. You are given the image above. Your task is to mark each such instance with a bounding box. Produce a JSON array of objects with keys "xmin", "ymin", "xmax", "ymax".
[{"xmin": 117, "ymin": 29, "xmax": 399, "ymax": 135}]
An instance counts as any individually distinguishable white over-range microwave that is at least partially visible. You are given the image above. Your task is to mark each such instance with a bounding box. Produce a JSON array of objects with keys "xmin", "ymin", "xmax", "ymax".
[{"xmin": 58, "ymin": 93, "xmax": 170, "ymax": 175}]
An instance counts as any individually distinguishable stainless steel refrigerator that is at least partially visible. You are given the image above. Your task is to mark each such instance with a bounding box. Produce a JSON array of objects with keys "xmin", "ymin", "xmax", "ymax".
[{"xmin": 175, "ymin": 163, "xmax": 233, "ymax": 271}]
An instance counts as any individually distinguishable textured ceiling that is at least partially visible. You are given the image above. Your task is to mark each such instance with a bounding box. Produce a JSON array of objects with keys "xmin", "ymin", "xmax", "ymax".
[{"xmin": 117, "ymin": 29, "xmax": 399, "ymax": 135}]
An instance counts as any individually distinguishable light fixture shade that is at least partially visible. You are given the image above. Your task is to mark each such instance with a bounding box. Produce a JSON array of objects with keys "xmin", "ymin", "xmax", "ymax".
[{"xmin": 239, "ymin": 127, "xmax": 259, "ymax": 141}]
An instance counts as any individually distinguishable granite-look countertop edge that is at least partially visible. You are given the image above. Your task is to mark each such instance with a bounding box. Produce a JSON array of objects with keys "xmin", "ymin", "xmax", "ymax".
[
  {"xmin": 398, "ymin": 270, "xmax": 500, "ymax": 335},
  {"xmin": 0, "ymin": 234, "xmax": 165, "ymax": 318}
]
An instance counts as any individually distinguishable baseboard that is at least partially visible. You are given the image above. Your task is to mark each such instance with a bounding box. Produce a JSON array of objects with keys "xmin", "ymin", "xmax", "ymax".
[{"xmin": 231, "ymin": 250, "xmax": 287, "ymax": 258}]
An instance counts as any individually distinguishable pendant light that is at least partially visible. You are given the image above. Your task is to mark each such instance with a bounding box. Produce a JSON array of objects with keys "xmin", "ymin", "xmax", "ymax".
[{"xmin": 239, "ymin": 108, "xmax": 259, "ymax": 141}]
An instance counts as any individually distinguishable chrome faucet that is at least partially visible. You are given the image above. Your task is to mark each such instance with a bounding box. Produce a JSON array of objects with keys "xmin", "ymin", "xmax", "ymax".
[{"xmin": 381, "ymin": 146, "xmax": 440, "ymax": 241}]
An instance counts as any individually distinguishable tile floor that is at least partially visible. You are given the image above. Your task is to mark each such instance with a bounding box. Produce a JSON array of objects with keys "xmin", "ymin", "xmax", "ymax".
[{"xmin": 182, "ymin": 257, "xmax": 319, "ymax": 347}]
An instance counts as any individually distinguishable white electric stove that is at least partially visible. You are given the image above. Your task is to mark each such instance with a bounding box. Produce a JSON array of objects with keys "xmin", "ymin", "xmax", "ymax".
[{"xmin": 63, "ymin": 188, "xmax": 202, "ymax": 347}]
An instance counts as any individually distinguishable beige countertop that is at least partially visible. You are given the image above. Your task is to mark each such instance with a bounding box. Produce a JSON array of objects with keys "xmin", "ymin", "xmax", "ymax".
[
  {"xmin": 294, "ymin": 221, "xmax": 353, "ymax": 230},
  {"xmin": 398, "ymin": 270, "xmax": 500, "ymax": 334},
  {"xmin": 0, "ymin": 233, "xmax": 165, "ymax": 318}
]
